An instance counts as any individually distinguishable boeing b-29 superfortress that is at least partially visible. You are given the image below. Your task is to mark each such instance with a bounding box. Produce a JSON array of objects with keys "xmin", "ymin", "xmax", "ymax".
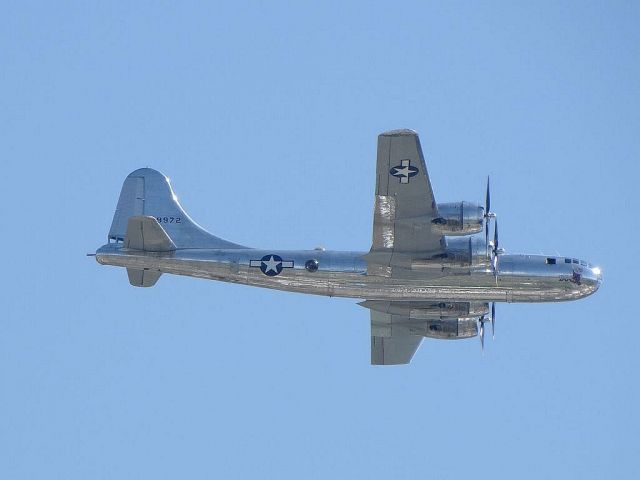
[{"xmin": 94, "ymin": 129, "xmax": 602, "ymax": 364}]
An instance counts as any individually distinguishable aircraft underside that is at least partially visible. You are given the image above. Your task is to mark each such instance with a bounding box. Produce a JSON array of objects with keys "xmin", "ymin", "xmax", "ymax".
[
  {"xmin": 96, "ymin": 247, "xmax": 598, "ymax": 303},
  {"xmin": 94, "ymin": 129, "xmax": 601, "ymax": 364}
]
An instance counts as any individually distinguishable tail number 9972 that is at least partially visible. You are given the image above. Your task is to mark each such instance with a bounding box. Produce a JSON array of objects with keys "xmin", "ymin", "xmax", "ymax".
[{"xmin": 156, "ymin": 217, "xmax": 182, "ymax": 224}]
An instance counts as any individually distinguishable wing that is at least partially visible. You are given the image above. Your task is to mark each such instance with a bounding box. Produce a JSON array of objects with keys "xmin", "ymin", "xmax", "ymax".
[
  {"xmin": 370, "ymin": 308, "xmax": 422, "ymax": 365},
  {"xmin": 370, "ymin": 129, "xmax": 443, "ymax": 257},
  {"xmin": 363, "ymin": 301, "xmax": 482, "ymax": 365}
]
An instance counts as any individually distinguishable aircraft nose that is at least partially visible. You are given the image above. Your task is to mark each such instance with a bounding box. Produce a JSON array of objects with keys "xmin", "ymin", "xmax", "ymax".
[
  {"xmin": 581, "ymin": 266, "xmax": 602, "ymax": 296},
  {"xmin": 592, "ymin": 266, "xmax": 603, "ymax": 287}
]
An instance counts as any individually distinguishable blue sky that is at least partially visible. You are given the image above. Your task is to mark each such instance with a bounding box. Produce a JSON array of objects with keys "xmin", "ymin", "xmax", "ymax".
[{"xmin": 1, "ymin": 1, "xmax": 638, "ymax": 478}]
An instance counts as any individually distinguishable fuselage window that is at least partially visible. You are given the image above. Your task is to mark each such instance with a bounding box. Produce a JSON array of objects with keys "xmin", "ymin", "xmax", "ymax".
[
  {"xmin": 572, "ymin": 259, "xmax": 578, "ymax": 264},
  {"xmin": 305, "ymin": 259, "xmax": 319, "ymax": 272},
  {"xmin": 545, "ymin": 258, "xmax": 556, "ymax": 265}
]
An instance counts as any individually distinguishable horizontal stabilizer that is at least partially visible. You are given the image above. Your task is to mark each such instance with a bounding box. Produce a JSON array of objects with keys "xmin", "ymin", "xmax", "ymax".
[
  {"xmin": 127, "ymin": 268, "xmax": 162, "ymax": 287},
  {"xmin": 125, "ymin": 216, "xmax": 176, "ymax": 252}
]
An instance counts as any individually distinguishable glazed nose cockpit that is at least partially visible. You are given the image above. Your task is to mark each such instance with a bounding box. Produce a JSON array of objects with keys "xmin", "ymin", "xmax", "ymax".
[
  {"xmin": 563, "ymin": 257, "xmax": 602, "ymax": 295},
  {"xmin": 584, "ymin": 265, "xmax": 603, "ymax": 287},
  {"xmin": 543, "ymin": 256, "xmax": 602, "ymax": 297}
]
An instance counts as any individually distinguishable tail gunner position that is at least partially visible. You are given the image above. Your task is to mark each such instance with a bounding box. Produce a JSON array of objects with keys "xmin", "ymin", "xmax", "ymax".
[{"xmin": 94, "ymin": 129, "xmax": 602, "ymax": 364}]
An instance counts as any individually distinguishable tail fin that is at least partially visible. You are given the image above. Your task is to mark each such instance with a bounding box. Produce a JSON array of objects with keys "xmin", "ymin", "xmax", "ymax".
[{"xmin": 108, "ymin": 168, "xmax": 244, "ymax": 249}]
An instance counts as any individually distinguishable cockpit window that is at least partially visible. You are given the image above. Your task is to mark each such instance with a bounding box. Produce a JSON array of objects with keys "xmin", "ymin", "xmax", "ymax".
[
  {"xmin": 572, "ymin": 259, "xmax": 578, "ymax": 264},
  {"xmin": 564, "ymin": 258, "xmax": 571, "ymax": 264},
  {"xmin": 545, "ymin": 258, "xmax": 556, "ymax": 265},
  {"xmin": 580, "ymin": 260, "xmax": 587, "ymax": 266}
]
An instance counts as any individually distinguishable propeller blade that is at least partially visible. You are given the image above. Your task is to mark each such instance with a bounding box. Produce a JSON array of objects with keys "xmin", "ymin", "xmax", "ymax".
[
  {"xmin": 484, "ymin": 217, "xmax": 490, "ymax": 256},
  {"xmin": 493, "ymin": 219, "xmax": 499, "ymax": 253},
  {"xmin": 486, "ymin": 176, "xmax": 491, "ymax": 215},
  {"xmin": 491, "ymin": 302, "xmax": 496, "ymax": 339},
  {"xmin": 485, "ymin": 176, "xmax": 491, "ymax": 253},
  {"xmin": 479, "ymin": 318, "xmax": 485, "ymax": 352}
]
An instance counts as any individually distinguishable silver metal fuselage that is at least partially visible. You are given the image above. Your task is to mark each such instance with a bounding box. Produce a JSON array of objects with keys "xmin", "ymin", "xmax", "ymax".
[
  {"xmin": 95, "ymin": 137, "xmax": 602, "ymax": 364},
  {"xmin": 96, "ymin": 244, "xmax": 601, "ymax": 303}
]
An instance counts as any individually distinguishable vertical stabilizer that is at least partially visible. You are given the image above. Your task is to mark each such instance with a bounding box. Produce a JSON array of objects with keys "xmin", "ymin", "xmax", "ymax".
[{"xmin": 108, "ymin": 168, "xmax": 244, "ymax": 249}]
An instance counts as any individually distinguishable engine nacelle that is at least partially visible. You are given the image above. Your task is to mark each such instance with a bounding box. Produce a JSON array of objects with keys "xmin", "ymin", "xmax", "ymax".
[
  {"xmin": 432, "ymin": 201, "xmax": 484, "ymax": 235},
  {"xmin": 410, "ymin": 318, "xmax": 478, "ymax": 340},
  {"xmin": 412, "ymin": 236, "xmax": 490, "ymax": 269},
  {"xmin": 362, "ymin": 300, "xmax": 489, "ymax": 319}
]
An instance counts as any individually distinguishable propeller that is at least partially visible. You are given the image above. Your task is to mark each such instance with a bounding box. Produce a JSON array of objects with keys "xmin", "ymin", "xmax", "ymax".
[
  {"xmin": 479, "ymin": 303, "xmax": 496, "ymax": 352},
  {"xmin": 480, "ymin": 177, "xmax": 500, "ymax": 350},
  {"xmin": 486, "ymin": 176, "xmax": 501, "ymax": 284},
  {"xmin": 485, "ymin": 177, "xmax": 493, "ymax": 250}
]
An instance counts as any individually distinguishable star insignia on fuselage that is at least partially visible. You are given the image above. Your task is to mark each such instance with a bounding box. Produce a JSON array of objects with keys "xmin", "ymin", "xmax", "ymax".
[
  {"xmin": 250, "ymin": 254, "xmax": 295, "ymax": 276},
  {"xmin": 389, "ymin": 159, "xmax": 419, "ymax": 184}
]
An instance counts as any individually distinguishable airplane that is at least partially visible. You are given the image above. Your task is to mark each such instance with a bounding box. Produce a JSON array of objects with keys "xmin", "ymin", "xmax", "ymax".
[{"xmin": 93, "ymin": 129, "xmax": 602, "ymax": 365}]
